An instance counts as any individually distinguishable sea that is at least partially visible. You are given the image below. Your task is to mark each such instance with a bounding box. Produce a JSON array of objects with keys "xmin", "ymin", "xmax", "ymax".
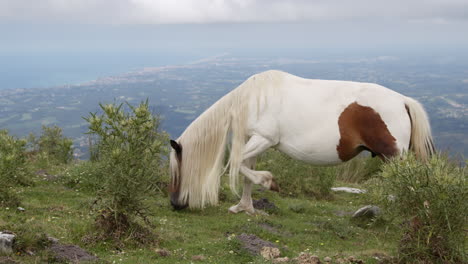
[{"xmin": 0, "ymin": 51, "xmax": 209, "ymax": 90}]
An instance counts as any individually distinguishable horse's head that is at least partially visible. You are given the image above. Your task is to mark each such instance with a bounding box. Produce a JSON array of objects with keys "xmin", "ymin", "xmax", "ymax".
[{"xmin": 169, "ymin": 139, "xmax": 188, "ymax": 210}]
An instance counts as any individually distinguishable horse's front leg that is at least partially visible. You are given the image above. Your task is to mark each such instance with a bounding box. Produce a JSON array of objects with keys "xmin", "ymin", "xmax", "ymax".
[
  {"xmin": 228, "ymin": 134, "xmax": 278, "ymax": 214},
  {"xmin": 228, "ymin": 176, "xmax": 255, "ymax": 214}
]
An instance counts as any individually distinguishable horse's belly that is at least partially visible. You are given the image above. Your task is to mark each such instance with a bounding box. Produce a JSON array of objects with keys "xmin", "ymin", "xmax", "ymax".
[{"xmin": 276, "ymin": 135, "xmax": 343, "ymax": 166}]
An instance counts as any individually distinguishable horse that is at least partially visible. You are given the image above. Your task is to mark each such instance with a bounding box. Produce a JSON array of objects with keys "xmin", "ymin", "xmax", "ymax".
[{"xmin": 169, "ymin": 70, "xmax": 434, "ymax": 213}]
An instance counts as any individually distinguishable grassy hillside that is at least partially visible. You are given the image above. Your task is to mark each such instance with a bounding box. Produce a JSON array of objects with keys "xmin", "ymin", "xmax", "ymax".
[
  {"xmin": 1, "ymin": 103, "xmax": 466, "ymax": 263},
  {"xmin": 1, "ymin": 168, "xmax": 399, "ymax": 264},
  {"xmin": 1, "ymin": 152, "xmax": 466, "ymax": 263}
]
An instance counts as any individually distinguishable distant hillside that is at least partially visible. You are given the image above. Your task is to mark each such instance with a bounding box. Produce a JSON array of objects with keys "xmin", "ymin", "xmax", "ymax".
[{"xmin": 0, "ymin": 55, "xmax": 466, "ymax": 158}]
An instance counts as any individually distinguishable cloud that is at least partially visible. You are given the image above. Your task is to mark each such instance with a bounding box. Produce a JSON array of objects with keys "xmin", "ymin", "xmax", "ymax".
[{"xmin": 0, "ymin": 0, "xmax": 467, "ymax": 24}]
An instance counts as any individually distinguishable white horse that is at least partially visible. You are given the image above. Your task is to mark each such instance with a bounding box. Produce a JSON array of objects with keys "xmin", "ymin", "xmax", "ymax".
[{"xmin": 169, "ymin": 70, "xmax": 434, "ymax": 213}]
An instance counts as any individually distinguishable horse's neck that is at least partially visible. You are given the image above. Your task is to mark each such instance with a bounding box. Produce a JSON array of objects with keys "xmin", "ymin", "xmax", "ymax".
[{"xmin": 179, "ymin": 93, "xmax": 234, "ymax": 143}]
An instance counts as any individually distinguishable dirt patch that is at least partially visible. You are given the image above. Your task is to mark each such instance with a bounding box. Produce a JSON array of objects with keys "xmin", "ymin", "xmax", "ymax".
[
  {"xmin": 0, "ymin": 257, "xmax": 18, "ymax": 264},
  {"xmin": 49, "ymin": 243, "xmax": 99, "ymax": 263},
  {"xmin": 258, "ymin": 223, "xmax": 292, "ymax": 237},
  {"xmin": 36, "ymin": 170, "xmax": 59, "ymax": 181},
  {"xmin": 333, "ymin": 210, "xmax": 354, "ymax": 217},
  {"xmin": 253, "ymin": 198, "xmax": 278, "ymax": 212},
  {"xmin": 237, "ymin": 233, "xmax": 277, "ymax": 255}
]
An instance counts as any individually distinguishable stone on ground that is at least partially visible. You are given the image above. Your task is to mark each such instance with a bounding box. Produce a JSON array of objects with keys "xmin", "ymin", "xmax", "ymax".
[
  {"xmin": 0, "ymin": 232, "xmax": 15, "ymax": 255},
  {"xmin": 295, "ymin": 252, "xmax": 321, "ymax": 264},
  {"xmin": 352, "ymin": 205, "xmax": 381, "ymax": 219},
  {"xmin": 260, "ymin": 246, "xmax": 280, "ymax": 260},
  {"xmin": 331, "ymin": 187, "xmax": 367, "ymax": 194}
]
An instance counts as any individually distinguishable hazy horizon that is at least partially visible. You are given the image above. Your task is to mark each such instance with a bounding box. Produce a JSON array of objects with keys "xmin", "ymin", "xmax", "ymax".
[{"xmin": 1, "ymin": 0, "xmax": 467, "ymax": 89}]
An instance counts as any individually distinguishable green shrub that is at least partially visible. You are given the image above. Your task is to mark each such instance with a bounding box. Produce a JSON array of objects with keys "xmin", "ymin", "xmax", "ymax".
[
  {"xmin": 28, "ymin": 125, "xmax": 73, "ymax": 166},
  {"xmin": 0, "ymin": 130, "xmax": 31, "ymax": 186},
  {"xmin": 335, "ymin": 155, "xmax": 383, "ymax": 183},
  {"xmin": 83, "ymin": 100, "xmax": 168, "ymax": 237},
  {"xmin": 371, "ymin": 153, "xmax": 467, "ymax": 263},
  {"xmin": 60, "ymin": 161, "xmax": 104, "ymax": 192},
  {"xmin": 256, "ymin": 149, "xmax": 336, "ymax": 199},
  {"xmin": 0, "ymin": 188, "xmax": 20, "ymax": 207},
  {"xmin": 0, "ymin": 130, "xmax": 31, "ymax": 206}
]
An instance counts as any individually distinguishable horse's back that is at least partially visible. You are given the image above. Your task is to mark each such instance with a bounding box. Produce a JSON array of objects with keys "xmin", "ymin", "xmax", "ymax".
[{"xmin": 245, "ymin": 71, "xmax": 411, "ymax": 164}]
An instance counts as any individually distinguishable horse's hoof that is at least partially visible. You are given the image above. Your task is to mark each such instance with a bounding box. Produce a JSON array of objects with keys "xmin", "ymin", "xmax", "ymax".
[
  {"xmin": 270, "ymin": 179, "xmax": 280, "ymax": 192},
  {"xmin": 228, "ymin": 206, "xmax": 240, "ymax": 214}
]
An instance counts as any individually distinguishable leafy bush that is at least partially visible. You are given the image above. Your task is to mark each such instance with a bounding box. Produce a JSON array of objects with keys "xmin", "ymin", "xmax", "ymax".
[
  {"xmin": 335, "ymin": 155, "xmax": 383, "ymax": 183},
  {"xmin": 28, "ymin": 125, "xmax": 73, "ymax": 166},
  {"xmin": 83, "ymin": 100, "xmax": 168, "ymax": 237},
  {"xmin": 256, "ymin": 149, "xmax": 336, "ymax": 199},
  {"xmin": 0, "ymin": 130, "xmax": 31, "ymax": 186},
  {"xmin": 60, "ymin": 161, "xmax": 104, "ymax": 192},
  {"xmin": 370, "ymin": 154, "xmax": 467, "ymax": 263},
  {"xmin": 0, "ymin": 130, "xmax": 31, "ymax": 206}
]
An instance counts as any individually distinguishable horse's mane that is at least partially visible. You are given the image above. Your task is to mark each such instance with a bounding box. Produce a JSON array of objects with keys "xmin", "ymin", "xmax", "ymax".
[{"xmin": 175, "ymin": 70, "xmax": 284, "ymax": 208}]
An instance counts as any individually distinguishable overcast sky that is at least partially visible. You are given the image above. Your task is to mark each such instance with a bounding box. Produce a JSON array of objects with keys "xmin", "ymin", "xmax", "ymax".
[
  {"xmin": 1, "ymin": 0, "xmax": 467, "ymax": 54},
  {"xmin": 1, "ymin": 0, "xmax": 468, "ymax": 24}
]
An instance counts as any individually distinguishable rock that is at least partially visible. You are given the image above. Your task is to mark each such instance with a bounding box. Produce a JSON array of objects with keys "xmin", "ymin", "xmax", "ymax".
[
  {"xmin": 0, "ymin": 232, "xmax": 15, "ymax": 255},
  {"xmin": 191, "ymin": 255, "xmax": 205, "ymax": 261},
  {"xmin": 295, "ymin": 252, "xmax": 321, "ymax": 264},
  {"xmin": 155, "ymin": 248, "xmax": 171, "ymax": 257},
  {"xmin": 323, "ymin": 256, "xmax": 332, "ymax": 262},
  {"xmin": 347, "ymin": 255, "xmax": 364, "ymax": 263},
  {"xmin": 352, "ymin": 205, "xmax": 381, "ymax": 219},
  {"xmin": 273, "ymin": 257, "xmax": 290, "ymax": 263},
  {"xmin": 331, "ymin": 187, "xmax": 367, "ymax": 194},
  {"xmin": 47, "ymin": 236, "xmax": 59, "ymax": 244},
  {"xmin": 335, "ymin": 258, "xmax": 346, "ymax": 264},
  {"xmin": 260, "ymin": 246, "xmax": 280, "ymax": 260},
  {"xmin": 237, "ymin": 233, "xmax": 278, "ymax": 256}
]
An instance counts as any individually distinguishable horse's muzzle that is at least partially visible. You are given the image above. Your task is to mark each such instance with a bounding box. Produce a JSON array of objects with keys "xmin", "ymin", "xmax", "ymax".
[
  {"xmin": 171, "ymin": 200, "xmax": 188, "ymax": 211},
  {"xmin": 170, "ymin": 192, "xmax": 188, "ymax": 211}
]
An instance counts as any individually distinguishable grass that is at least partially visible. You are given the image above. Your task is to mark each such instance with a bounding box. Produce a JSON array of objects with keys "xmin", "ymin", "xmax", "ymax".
[
  {"xmin": 3, "ymin": 150, "xmax": 464, "ymax": 263},
  {"xmin": 0, "ymin": 168, "xmax": 399, "ymax": 263}
]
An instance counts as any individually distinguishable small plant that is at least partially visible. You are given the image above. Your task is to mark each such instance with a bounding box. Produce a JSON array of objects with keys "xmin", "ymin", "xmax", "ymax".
[
  {"xmin": 84, "ymin": 100, "xmax": 168, "ymax": 242},
  {"xmin": 0, "ymin": 130, "xmax": 31, "ymax": 186},
  {"xmin": 288, "ymin": 202, "xmax": 307, "ymax": 214},
  {"xmin": 28, "ymin": 125, "xmax": 73, "ymax": 166},
  {"xmin": 60, "ymin": 161, "xmax": 103, "ymax": 192},
  {"xmin": 0, "ymin": 130, "xmax": 32, "ymax": 206},
  {"xmin": 256, "ymin": 149, "xmax": 336, "ymax": 199},
  {"xmin": 336, "ymin": 155, "xmax": 383, "ymax": 183},
  {"xmin": 371, "ymin": 153, "xmax": 467, "ymax": 263}
]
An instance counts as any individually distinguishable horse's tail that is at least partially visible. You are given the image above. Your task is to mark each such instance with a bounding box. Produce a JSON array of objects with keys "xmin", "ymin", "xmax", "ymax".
[{"xmin": 404, "ymin": 97, "xmax": 435, "ymax": 161}]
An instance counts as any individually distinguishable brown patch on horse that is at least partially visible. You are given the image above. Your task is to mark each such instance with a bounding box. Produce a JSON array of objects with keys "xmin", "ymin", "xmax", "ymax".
[{"xmin": 337, "ymin": 102, "xmax": 398, "ymax": 161}]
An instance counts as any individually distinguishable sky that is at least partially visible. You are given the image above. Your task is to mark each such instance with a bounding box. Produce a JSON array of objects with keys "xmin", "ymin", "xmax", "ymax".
[
  {"xmin": 1, "ymin": 0, "xmax": 467, "ymax": 25},
  {"xmin": 1, "ymin": 0, "xmax": 467, "ymax": 55}
]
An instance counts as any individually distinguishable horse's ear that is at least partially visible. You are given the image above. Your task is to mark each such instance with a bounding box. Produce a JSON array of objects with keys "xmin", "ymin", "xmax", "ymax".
[{"xmin": 170, "ymin": 139, "xmax": 182, "ymax": 154}]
